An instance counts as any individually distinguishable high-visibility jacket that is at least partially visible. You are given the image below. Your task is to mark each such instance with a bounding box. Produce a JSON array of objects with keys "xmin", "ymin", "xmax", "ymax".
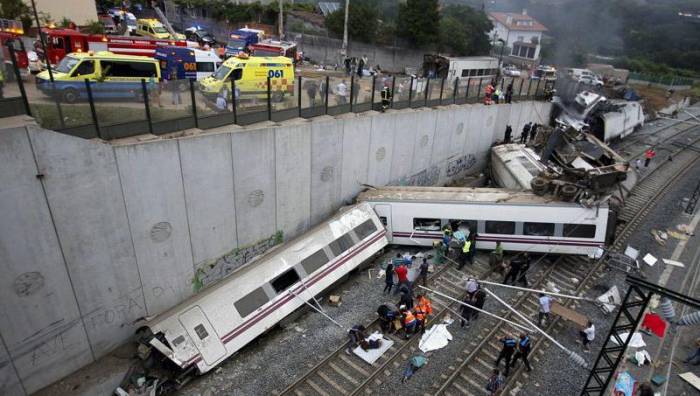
[
  {"xmin": 381, "ymin": 87, "xmax": 391, "ymax": 100},
  {"xmin": 415, "ymin": 297, "xmax": 433, "ymax": 320},
  {"xmin": 403, "ymin": 310, "xmax": 416, "ymax": 324},
  {"xmin": 462, "ymin": 240, "xmax": 472, "ymax": 253}
]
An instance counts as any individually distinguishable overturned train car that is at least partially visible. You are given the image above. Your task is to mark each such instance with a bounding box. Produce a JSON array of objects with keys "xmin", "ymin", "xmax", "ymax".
[{"xmin": 136, "ymin": 203, "xmax": 388, "ymax": 381}]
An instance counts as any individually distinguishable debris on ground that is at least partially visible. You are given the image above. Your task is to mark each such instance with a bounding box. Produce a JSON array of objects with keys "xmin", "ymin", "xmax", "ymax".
[
  {"xmin": 597, "ymin": 285, "xmax": 621, "ymax": 314},
  {"xmin": 643, "ymin": 253, "xmax": 658, "ymax": 267},
  {"xmin": 328, "ymin": 295, "xmax": 342, "ymax": 306},
  {"xmin": 611, "ymin": 332, "xmax": 646, "ymax": 348},
  {"xmin": 678, "ymin": 372, "xmax": 700, "ymax": 391},
  {"xmin": 419, "ymin": 324, "xmax": 453, "ymax": 353},
  {"xmin": 650, "ymin": 229, "xmax": 668, "ymax": 245},
  {"xmin": 666, "ymin": 230, "xmax": 689, "ymax": 240},
  {"xmin": 662, "ymin": 259, "xmax": 685, "ymax": 268}
]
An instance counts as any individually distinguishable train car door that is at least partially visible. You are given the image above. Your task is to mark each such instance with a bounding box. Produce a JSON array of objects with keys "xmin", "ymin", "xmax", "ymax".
[
  {"xmin": 373, "ymin": 204, "xmax": 393, "ymax": 242},
  {"xmin": 178, "ymin": 306, "xmax": 226, "ymax": 365}
]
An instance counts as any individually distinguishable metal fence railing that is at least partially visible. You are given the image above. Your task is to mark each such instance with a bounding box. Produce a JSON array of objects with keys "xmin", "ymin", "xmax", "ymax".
[
  {"xmin": 628, "ymin": 72, "xmax": 695, "ymax": 87},
  {"xmin": 2, "ymin": 44, "xmax": 551, "ymax": 141}
]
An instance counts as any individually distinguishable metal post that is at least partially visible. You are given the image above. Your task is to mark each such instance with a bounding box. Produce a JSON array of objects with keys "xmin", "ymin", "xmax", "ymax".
[
  {"xmin": 349, "ymin": 74, "xmax": 354, "ymax": 112},
  {"xmin": 324, "ymin": 75, "xmax": 330, "ymax": 115},
  {"xmin": 535, "ymin": 79, "xmax": 541, "ymax": 98},
  {"xmin": 465, "ymin": 77, "xmax": 471, "ymax": 99},
  {"xmin": 84, "ymin": 79, "xmax": 101, "ymax": 139},
  {"xmin": 141, "ymin": 79, "xmax": 154, "ymax": 135},
  {"xmin": 297, "ymin": 76, "xmax": 302, "ymax": 117},
  {"xmin": 476, "ymin": 78, "xmax": 483, "ymax": 100},
  {"xmin": 370, "ymin": 74, "xmax": 376, "ymax": 110},
  {"xmin": 231, "ymin": 78, "xmax": 238, "ymax": 124},
  {"xmin": 31, "ymin": 0, "xmax": 54, "ymax": 81},
  {"xmin": 424, "ymin": 78, "xmax": 430, "ymax": 106},
  {"xmin": 453, "ymin": 77, "xmax": 458, "ymax": 104},
  {"xmin": 390, "ymin": 76, "xmax": 396, "ymax": 109},
  {"xmin": 7, "ymin": 43, "xmax": 31, "ymax": 116},
  {"xmin": 408, "ymin": 76, "xmax": 414, "ymax": 107},
  {"xmin": 188, "ymin": 79, "xmax": 198, "ymax": 128},
  {"xmin": 267, "ymin": 76, "xmax": 272, "ymax": 121},
  {"xmin": 439, "ymin": 77, "xmax": 445, "ymax": 105},
  {"xmin": 518, "ymin": 78, "xmax": 524, "ymax": 97},
  {"xmin": 526, "ymin": 78, "xmax": 533, "ymax": 98}
]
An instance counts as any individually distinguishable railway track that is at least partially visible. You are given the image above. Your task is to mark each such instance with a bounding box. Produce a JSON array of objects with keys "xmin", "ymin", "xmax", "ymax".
[
  {"xmin": 435, "ymin": 130, "xmax": 700, "ymax": 395},
  {"xmin": 279, "ymin": 123, "xmax": 700, "ymax": 396}
]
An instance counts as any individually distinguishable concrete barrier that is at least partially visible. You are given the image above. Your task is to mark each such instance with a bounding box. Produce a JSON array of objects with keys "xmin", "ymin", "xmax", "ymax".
[{"xmin": 0, "ymin": 100, "xmax": 551, "ymax": 394}]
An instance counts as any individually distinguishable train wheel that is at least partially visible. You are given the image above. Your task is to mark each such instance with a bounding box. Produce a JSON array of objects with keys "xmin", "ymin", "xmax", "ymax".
[
  {"xmin": 561, "ymin": 184, "xmax": 578, "ymax": 200},
  {"xmin": 531, "ymin": 177, "xmax": 548, "ymax": 195}
]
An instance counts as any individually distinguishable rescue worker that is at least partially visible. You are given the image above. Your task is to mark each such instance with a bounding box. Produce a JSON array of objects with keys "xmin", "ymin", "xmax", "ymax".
[
  {"xmin": 644, "ymin": 147, "xmax": 656, "ymax": 167},
  {"xmin": 468, "ymin": 231, "xmax": 478, "ymax": 264},
  {"xmin": 493, "ymin": 86, "xmax": 502, "ymax": 104},
  {"xmin": 377, "ymin": 303, "xmax": 400, "ymax": 333},
  {"xmin": 345, "ymin": 324, "xmax": 367, "ymax": 355},
  {"xmin": 380, "ymin": 84, "xmax": 392, "ymax": 112},
  {"xmin": 486, "ymin": 368, "xmax": 505, "ymax": 396},
  {"xmin": 538, "ymin": 293, "xmax": 552, "ymax": 327},
  {"xmin": 465, "ymin": 278, "xmax": 480, "ymax": 300},
  {"xmin": 401, "ymin": 305, "xmax": 418, "ymax": 338},
  {"xmin": 418, "ymin": 257, "xmax": 429, "ymax": 287},
  {"xmin": 399, "ymin": 284, "xmax": 414, "ymax": 310},
  {"xmin": 394, "ymin": 262, "xmax": 409, "ymax": 295},
  {"xmin": 520, "ymin": 122, "xmax": 531, "ymax": 143},
  {"xmin": 414, "ymin": 294, "xmax": 433, "ymax": 333},
  {"xmin": 503, "ymin": 257, "xmax": 522, "ymax": 285},
  {"xmin": 510, "ymin": 333, "xmax": 532, "ymax": 372},
  {"xmin": 516, "ymin": 253, "xmax": 530, "ymax": 287},
  {"xmin": 484, "ymin": 82, "xmax": 495, "ymax": 105},
  {"xmin": 490, "ymin": 241, "xmax": 505, "ymax": 273},
  {"xmin": 460, "ymin": 293, "xmax": 474, "ymax": 327},
  {"xmin": 471, "ymin": 288, "xmax": 486, "ymax": 320},
  {"xmin": 459, "ymin": 238, "xmax": 472, "ymax": 269},
  {"xmin": 383, "ymin": 260, "xmax": 395, "ymax": 294},
  {"xmin": 495, "ymin": 334, "xmax": 517, "ymax": 376},
  {"xmin": 529, "ymin": 123, "xmax": 539, "ymax": 143},
  {"xmin": 504, "ymin": 125, "xmax": 513, "ymax": 144},
  {"xmin": 505, "ymin": 82, "xmax": 514, "ymax": 104}
]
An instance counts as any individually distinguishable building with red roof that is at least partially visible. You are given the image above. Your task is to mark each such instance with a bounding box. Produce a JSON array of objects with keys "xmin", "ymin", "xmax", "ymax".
[{"xmin": 488, "ymin": 10, "xmax": 548, "ymax": 67}]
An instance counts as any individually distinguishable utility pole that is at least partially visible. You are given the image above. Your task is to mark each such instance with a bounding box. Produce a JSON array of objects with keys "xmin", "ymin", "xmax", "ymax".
[
  {"xmin": 341, "ymin": 0, "xmax": 349, "ymax": 57},
  {"xmin": 278, "ymin": 0, "xmax": 284, "ymax": 40}
]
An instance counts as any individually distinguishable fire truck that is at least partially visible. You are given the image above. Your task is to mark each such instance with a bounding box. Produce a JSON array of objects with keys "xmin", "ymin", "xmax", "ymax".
[
  {"xmin": 37, "ymin": 28, "xmax": 190, "ymax": 66},
  {"xmin": 0, "ymin": 18, "xmax": 29, "ymax": 78},
  {"xmin": 249, "ymin": 39, "xmax": 297, "ymax": 59}
]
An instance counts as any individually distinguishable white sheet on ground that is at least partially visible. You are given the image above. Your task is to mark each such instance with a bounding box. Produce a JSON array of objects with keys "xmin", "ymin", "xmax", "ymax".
[
  {"xmin": 610, "ymin": 332, "xmax": 646, "ymax": 348},
  {"xmin": 419, "ymin": 324, "xmax": 453, "ymax": 353},
  {"xmin": 353, "ymin": 331, "xmax": 394, "ymax": 365}
]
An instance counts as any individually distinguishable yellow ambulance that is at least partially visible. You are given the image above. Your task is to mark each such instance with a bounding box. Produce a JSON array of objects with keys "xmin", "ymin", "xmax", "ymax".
[
  {"xmin": 198, "ymin": 53, "xmax": 294, "ymax": 102},
  {"xmin": 136, "ymin": 18, "xmax": 184, "ymax": 40}
]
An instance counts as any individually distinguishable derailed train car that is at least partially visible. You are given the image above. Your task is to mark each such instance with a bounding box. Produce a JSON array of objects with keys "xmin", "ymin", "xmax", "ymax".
[{"xmin": 135, "ymin": 203, "xmax": 387, "ymax": 383}]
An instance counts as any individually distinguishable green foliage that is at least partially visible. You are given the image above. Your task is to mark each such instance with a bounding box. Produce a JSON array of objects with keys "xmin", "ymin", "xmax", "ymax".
[
  {"xmin": 59, "ymin": 17, "xmax": 73, "ymax": 28},
  {"xmin": 438, "ymin": 5, "xmax": 492, "ymax": 56},
  {"xmin": 398, "ymin": 0, "xmax": 440, "ymax": 48},
  {"xmin": 325, "ymin": 1, "xmax": 377, "ymax": 43},
  {"xmin": 84, "ymin": 20, "xmax": 106, "ymax": 35},
  {"xmin": 274, "ymin": 230, "xmax": 284, "ymax": 244},
  {"xmin": 0, "ymin": 0, "xmax": 32, "ymax": 31}
]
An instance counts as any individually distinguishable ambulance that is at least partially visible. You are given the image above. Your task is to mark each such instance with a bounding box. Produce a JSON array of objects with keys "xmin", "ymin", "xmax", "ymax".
[
  {"xmin": 155, "ymin": 46, "xmax": 221, "ymax": 87},
  {"xmin": 198, "ymin": 54, "xmax": 294, "ymax": 102},
  {"xmin": 35, "ymin": 51, "xmax": 160, "ymax": 103},
  {"xmin": 136, "ymin": 19, "xmax": 184, "ymax": 40}
]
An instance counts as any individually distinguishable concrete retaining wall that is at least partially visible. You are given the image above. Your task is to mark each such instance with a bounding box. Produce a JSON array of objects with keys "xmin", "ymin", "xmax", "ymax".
[{"xmin": 0, "ymin": 101, "xmax": 551, "ymax": 395}]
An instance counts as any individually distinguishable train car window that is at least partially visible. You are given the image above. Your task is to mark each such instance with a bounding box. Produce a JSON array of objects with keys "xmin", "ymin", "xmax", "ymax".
[
  {"xmin": 234, "ymin": 287, "xmax": 269, "ymax": 318},
  {"xmin": 485, "ymin": 221, "xmax": 516, "ymax": 235},
  {"xmin": 379, "ymin": 216, "xmax": 388, "ymax": 226},
  {"xmin": 523, "ymin": 222, "xmax": 555, "ymax": 236},
  {"xmin": 449, "ymin": 220, "xmax": 477, "ymax": 233},
  {"xmin": 328, "ymin": 233, "xmax": 356, "ymax": 256},
  {"xmin": 301, "ymin": 249, "xmax": 330, "ymax": 275},
  {"xmin": 563, "ymin": 224, "xmax": 597, "ymax": 238},
  {"xmin": 354, "ymin": 219, "xmax": 378, "ymax": 240},
  {"xmin": 413, "ymin": 218, "xmax": 441, "ymax": 231},
  {"xmin": 172, "ymin": 335, "xmax": 186, "ymax": 347},
  {"xmin": 194, "ymin": 324, "xmax": 209, "ymax": 340},
  {"xmin": 271, "ymin": 268, "xmax": 301, "ymax": 294}
]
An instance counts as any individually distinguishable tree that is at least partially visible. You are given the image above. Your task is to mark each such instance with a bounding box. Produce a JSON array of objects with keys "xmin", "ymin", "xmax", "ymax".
[
  {"xmin": 438, "ymin": 5, "xmax": 492, "ymax": 56},
  {"xmin": 0, "ymin": 0, "xmax": 32, "ymax": 30},
  {"xmin": 325, "ymin": 1, "xmax": 378, "ymax": 43},
  {"xmin": 398, "ymin": 0, "xmax": 440, "ymax": 48}
]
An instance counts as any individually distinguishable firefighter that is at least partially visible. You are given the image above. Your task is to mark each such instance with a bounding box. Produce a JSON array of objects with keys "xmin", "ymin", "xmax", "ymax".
[
  {"xmin": 380, "ymin": 84, "xmax": 392, "ymax": 112},
  {"xmin": 415, "ymin": 294, "xmax": 433, "ymax": 333}
]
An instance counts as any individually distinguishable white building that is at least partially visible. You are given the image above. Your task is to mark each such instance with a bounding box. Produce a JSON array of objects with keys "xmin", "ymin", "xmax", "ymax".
[{"xmin": 488, "ymin": 10, "xmax": 547, "ymax": 67}]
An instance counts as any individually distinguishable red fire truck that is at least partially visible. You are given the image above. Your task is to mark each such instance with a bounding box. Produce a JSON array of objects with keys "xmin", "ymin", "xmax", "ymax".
[
  {"xmin": 37, "ymin": 28, "xmax": 190, "ymax": 66},
  {"xmin": 0, "ymin": 18, "xmax": 29, "ymax": 78},
  {"xmin": 249, "ymin": 39, "xmax": 297, "ymax": 59}
]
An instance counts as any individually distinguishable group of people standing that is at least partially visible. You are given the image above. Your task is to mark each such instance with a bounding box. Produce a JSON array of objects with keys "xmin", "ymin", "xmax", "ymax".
[
  {"xmin": 484, "ymin": 80, "xmax": 514, "ymax": 105},
  {"xmin": 503, "ymin": 122, "xmax": 539, "ymax": 145}
]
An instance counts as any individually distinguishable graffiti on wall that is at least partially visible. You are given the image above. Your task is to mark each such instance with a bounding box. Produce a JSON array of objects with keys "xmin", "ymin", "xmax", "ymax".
[
  {"xmin": 446, "ymin": 154, "xmax": 477, "ymax": 177},
  {"xmin": 192, "ymin": 231, "xmax": 284, "ymax": 292},
  {"xmin": 392, "ymin": 165, "xmax": 440, "ymax": 187}
]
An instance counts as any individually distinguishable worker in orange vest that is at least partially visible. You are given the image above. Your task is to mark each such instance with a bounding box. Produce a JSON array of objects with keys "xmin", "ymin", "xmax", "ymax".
[
  {"xmin": 644, "ymin": 147, "xmax": 656, "ymax": 167},
  {"xmin": 484, "ymin": 81, "xmax": 495, "ymax": 105},
  {"xmin": 415, "ymin": 294, "xmax": 433, "ymax": 334},
  {"xmin": 401, "ymin": 305, "xmax": 418, "ymax": 338}
]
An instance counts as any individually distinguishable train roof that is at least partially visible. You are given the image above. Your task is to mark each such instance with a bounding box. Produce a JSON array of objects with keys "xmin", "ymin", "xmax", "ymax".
[
  {"xmin": 145, "ymin": 202, "xmax": 380, "ymax": 324},
  {"xmin": 357, "ymin": 186, "xmax": 601, "ymax": 207}
]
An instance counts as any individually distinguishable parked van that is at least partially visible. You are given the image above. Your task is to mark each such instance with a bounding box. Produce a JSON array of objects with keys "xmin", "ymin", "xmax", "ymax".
[
  {"xmin": 35, "ymin": 51, "xmax": 160, "ymax": 103},
  {"xmin": 155, "ymin": 46, "xmax": 221, "ymax": 90},
  {"xmin": 135, "ymin": 18, "xmax": 184, "ymax": 40},
  {"xmin": 198, "ymin": 53, "xmax": 294, "ymax": 101}
]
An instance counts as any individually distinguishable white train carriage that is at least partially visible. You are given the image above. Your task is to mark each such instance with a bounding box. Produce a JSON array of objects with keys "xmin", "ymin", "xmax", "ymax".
[
  {"xmin": 139, "ymin": 203, "xmax": 387, "ymax": 375},
  {"xmin": 358, "ymin": 186, "xmax": 613, "ymax": 256}
]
